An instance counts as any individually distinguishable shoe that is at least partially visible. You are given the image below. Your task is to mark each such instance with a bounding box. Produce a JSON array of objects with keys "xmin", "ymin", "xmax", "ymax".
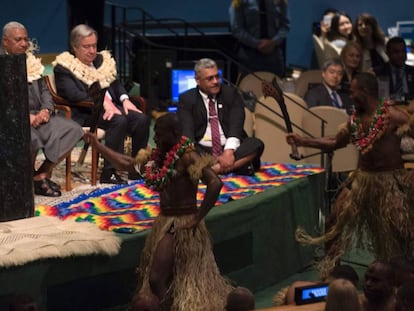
[
  {"xmin": 128, "ymin": 171, "xmax": 142, "ymax": 180},
  {"xmin": 234, "ymin": 162, "xmax": 255, "ymax": 176},
  {"xmin": 34, "ymin": 179, "xmax": 62, "ymax": 197},
  {"xmin": 100, "ymin": 171, "xmax": 128, "ymax": 185},
  {"xmin": 46, "ymin": 178, "xmax": 61, "ymax": 192}
]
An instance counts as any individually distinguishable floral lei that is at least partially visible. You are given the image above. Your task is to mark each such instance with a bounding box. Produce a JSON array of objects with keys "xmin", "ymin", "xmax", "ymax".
[
  {"xmin": 144, "ymin": 136, "xmax": 193, "ymax": 190},
  {"xmin": 52, "ymin": 50, "xmax": 117, "ymax": 88},
  {"xmin": 350, "ymin": 98, "xmax": 389, "ymax": 154}
]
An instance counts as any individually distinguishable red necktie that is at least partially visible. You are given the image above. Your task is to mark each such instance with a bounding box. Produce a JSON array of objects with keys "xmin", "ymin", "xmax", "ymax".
[{"xmin": 208, "ymin": 96, "xmax": 222, "ymax": 157}]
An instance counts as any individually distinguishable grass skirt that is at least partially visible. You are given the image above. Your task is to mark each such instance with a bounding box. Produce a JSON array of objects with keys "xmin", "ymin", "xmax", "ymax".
[
  {"xmin": 135, "ymin": 213, "xmax": 234, "ymax": 310},
  {"xmin": 296, "ymin": 169, "xmax": 414, "ymax": 277}
]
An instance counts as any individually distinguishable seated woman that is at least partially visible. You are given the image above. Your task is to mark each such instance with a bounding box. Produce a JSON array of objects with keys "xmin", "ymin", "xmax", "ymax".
[
  {"xmin": 340, "ymin": 41, "xmax": 363, "ymax": 94},
  {"xmin": 325, "ymin": 12, "xmax": 353, "ymax": 50},
  {"xmin": 354, "ymin": 13, "xmax": 388, "ymax": 72}
]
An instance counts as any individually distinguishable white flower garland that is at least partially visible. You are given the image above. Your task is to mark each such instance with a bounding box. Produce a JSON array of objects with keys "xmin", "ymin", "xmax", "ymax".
[
  {"xmin": 52, "ymin": 50, "xmax": 117, "ymax": 88},
  {"xmin": 26, "ymin": 52, "xmax": 44, "ymax": 83}
]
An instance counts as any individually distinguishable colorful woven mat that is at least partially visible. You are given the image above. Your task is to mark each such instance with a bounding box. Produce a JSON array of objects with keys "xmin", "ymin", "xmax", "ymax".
[{"xmin": 36, "ymin": 163, "xmax": 323, "ymax": 234}]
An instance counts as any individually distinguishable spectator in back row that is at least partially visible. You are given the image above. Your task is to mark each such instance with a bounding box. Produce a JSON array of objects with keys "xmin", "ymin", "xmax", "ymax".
[
  {"xmin": 375, "ymin": 36, "xmax": 414, "ymax": 103},
  {"xmin": 325, "ymin": 12, "xmax": 353, "ymax": 50},
  {"xmin": 315, "ymin": 8, "xmax": 338, "ymax": 40},
  {"xmin": 304, "ymin": 58, "xmax": 354, "ymax": 115},
  {"xmin": 354, "ymin": 13, "xmax": 388, "ymax": 72},
  {"xmin": 340, "ymin": 41, "xmax": 363, "ymax": 94}
]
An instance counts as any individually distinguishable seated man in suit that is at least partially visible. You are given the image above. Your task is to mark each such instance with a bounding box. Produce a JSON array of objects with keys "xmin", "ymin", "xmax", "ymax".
[
  {"xmin": 375, "ymin": 36, "xmax": 414, "ymax": 104},
  {"xmin": 304, "ymin": 58, "xmax": 354, "ymax": 115},
  {"xmin": 53, "ymin": 24, "xmax": 150, "ymax": 184},
  {"xmin": 177, "ymin": 58, "xmax": 264, "ymax": 175},
  {"xmin": 1, "ymin": 21, "xmax": 84, "ymax": 197}
]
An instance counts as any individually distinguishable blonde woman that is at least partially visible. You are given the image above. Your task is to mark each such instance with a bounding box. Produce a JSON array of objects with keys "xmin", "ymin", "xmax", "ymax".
[{"xmin": 340, "ymin": 41, "xmax": 363, "ymax": 93}]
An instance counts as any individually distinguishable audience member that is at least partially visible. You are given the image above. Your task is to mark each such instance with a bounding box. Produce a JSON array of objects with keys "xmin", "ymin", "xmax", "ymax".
[
  {"xmin": 375, "ymin": 36, "xmax": 414, "ymax": 103},
  {"xmin": 395, "ymin": 280, "xmax": 414, "ymax": 311},
  {"xmin": 229, "ymin": 0, "xmax": 290, "ymax": 77},
  {"xmin": 354, "ymin": 13, "xmax": 388, "ymax": 72},
  {"xmin": 272, "ymin": 264, "xmax": 359, "ymax": 306},
  {"xmin": 1, "ymin": 21, "xmax": 84, "ymax": 197},
  {"xmin": 288, "ymin": 73, "xmax": 414, "ymax": 277},
  {"xmin": 361, "ymin": 260, "xmax": 396, "ymax": 311},
  {"xmin": 389, "ymin": 256, "xmax": 414, "ymax": 288},
  {"xmin": 325, "ymin": 278, "xmax": 362, "ymax": 311},
  {"xmin": 177, "ymin": 58, "xmax": 264, "ymax": 176},
  {"xmin": 314, "ymin": 8, "xmax": 339, "ymax": 40},
  {"xmin": 304, "ymin": 58, "xmax": 354, "ymax": 115},
  {"xmin": 325, "ymin": 12, "xmax": 353, "ymax": 50},
  {"xmin": 53, "ymin": 24, "xmax": 150, "ymax": 184},
  {"xmin": 84, "ymin": 113, "xmax": 234, "ymax": 310},
  {"xmin": 340, "ymin": 41, "xmax": 363, "ymax": 94},
  {"xmin": 225, "ymin": 287, "xmax": 255, "ymax": 311}
]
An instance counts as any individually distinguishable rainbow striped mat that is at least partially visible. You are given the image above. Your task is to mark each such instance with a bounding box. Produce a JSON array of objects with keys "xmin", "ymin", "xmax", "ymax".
[{"xmin": 35, "ymin": 163, "xmax": 323, "ymax": 233}]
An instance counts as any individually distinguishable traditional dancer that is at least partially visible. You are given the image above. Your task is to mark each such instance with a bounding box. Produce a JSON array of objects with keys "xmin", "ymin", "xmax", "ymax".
[
  {"xmin": 286, "ymin": 72, "xmax": 414, "ymax": 277},
  {"xmin": 84, "ymin": 113, "xmax": 233, "ymax": 310}
]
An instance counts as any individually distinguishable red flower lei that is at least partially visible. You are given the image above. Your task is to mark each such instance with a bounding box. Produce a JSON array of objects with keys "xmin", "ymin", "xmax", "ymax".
[
  {"xmin": 350, "ymin": 98, "xmax": 389, "ymax": 154},
  {"xmin": 144, "ymin": 136, "xmax": 193, "ymax": 190}
]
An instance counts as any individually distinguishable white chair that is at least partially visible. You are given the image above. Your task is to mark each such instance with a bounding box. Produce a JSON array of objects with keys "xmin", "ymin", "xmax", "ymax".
[
  {"xmin": 294, "ymin": 70, "xmax": 323, "ymax": 98},
  {"xmin": 238, "ymin": 71, "xmax": 282, "ymax": 99},
  {"xmin": 312, "ymin": 35, "xmax": 326, "ymax": 69},
  {"xmin": 301, "ymin": 106, "xmax": 358, "ymax": 172},
  {"xmin": 323, "ymin": 41, "xmax": 341, "ymax": 60},
  {"xmin": 244, "ymin": 107, "xmax": 254, "ymax": 137}
]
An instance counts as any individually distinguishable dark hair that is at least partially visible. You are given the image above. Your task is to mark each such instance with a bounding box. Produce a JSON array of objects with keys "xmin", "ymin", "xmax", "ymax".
[
  {"xmin": 322, "ymin": 57, "xmax": 344, "ymax": 71},
  {"xmin": 330, "ymin": 265, "xmax": 360, "ymax": 287},
  {"xmin": 354, "ymin": 13, "xmax": 386, "ymax": 47},
  {"xmin": 322, "ymin": 8, "xmax": 338, "ymax": 17},
  {"xmin": 226, "ymin": 287, "xmax": 255, "ymax": 311},
  {"xmin": 397, "ymin": 280, "xmax": 414, "ymax": 308},
  {"xmin": 155, "ymin": 113, "xmax": 182, "ymax": 138},
  {"xmin": 353, "ymin": 72, "xmax": 378, "ymax": 97},
  {"xmin": 386, "ymin": 36, "xmax": 407, "ymax": 51},
  {"xmin": 327, "ymin": 12, "xmax": 353, "ymax": 42}
]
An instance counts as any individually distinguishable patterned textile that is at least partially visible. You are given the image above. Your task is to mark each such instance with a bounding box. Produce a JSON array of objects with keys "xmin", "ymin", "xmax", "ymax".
[{"xmin": 36, "ymin": 163, "xmax": 323, "ymax": 233}]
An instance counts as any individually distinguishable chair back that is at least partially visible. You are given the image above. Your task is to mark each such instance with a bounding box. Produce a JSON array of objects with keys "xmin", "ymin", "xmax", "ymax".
[
  {"xmin": 312, "ymin": 35, "xmax": 325, "ymax": 69},
  {"xmin": 254, "ymin": 95, "xmax": 307, "ymax": 164},
  {"xmin": 238, "ymin": 71, "xmax": 282, "ymax": 99},
  {"xmin": 244, "ymin": 107, "xmax": 254, "ymax": 137},
  {"xmin": 323, "ymin": 41, "xmax": 341, "ymax": 60},
  {"xmin": 301, "ymin": 106, "xmax": 358, "ymax": 172},
  {"xmin": 294, "ymin": 70, "xmax": 323, "ymax": 98}
]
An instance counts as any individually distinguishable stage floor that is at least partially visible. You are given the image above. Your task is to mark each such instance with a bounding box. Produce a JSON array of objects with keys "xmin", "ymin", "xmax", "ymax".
[{"xmin": 0, "ymin": 169, "xmax": 324, "ymax": 310}]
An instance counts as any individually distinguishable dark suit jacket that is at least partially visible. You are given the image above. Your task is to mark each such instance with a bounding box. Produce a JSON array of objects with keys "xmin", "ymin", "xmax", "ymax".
[
  {"xmin": 54, "ymin": 53, "xmax": 127, "ymax": 106},
  {"xmin": 177, "ymin": 84, "xmax": 247, "ymax": 144},
  {"xmin": 375, "ymin": 63, "xmax": 414, "ymax": 101},
  {"xmin": 304, "ymin": 83, "xmax": 354, "ymax": 115}
]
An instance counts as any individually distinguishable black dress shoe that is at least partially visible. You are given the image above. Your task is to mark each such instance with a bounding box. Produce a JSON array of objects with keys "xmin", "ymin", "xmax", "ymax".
[
  {"xmin": 46, "ymin": 178, "xmax": 61, "ymax": 191},
  {"xmin": 234, "ymin": 162, "xmax": 255, "ymax": 176},
  {"xmin": 100, "ymin": 171, "xmax": 128, "ymax": 184}
]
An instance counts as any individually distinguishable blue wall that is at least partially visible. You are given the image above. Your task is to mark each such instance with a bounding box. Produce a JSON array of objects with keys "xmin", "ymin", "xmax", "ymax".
[{"xmin": 1, "ymin": 0, "xmax": 413, "ymax": 68}]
